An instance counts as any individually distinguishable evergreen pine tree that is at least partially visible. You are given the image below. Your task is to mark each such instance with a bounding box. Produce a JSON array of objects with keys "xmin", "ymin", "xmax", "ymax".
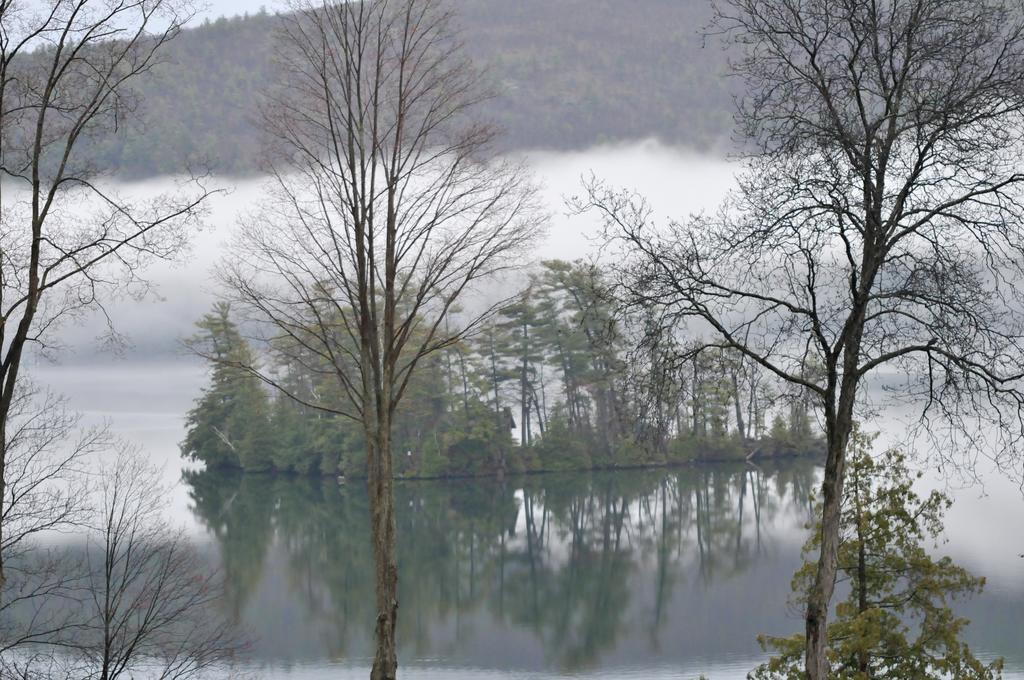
[
  {"xmin": 751, "ymin": 430, "xmax": 1002, "ymax": 680},
  {"xmin": 183, "ymin": 303, "xmax": 275, "ymax": 470}
]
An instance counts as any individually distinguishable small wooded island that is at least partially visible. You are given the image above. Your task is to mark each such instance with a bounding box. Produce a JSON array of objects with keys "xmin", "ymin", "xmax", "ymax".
[{"xmin": 182, "ymin": 259, "xmax": 824, "ymax": 479}]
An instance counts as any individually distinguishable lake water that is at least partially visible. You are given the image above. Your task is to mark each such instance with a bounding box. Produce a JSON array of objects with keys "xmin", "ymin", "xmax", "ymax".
[
  {"xmin": 184, "ymin": 461, "xmax": 1022, "ymax": 680},
  {"xmin": 190, "ymin": 462, "xmax": 816, "ymax": 679},
  {"xmin": 18, "ymin": 144, "xmax": 1024, "ymax": 678},
  {"xmin": 26, "ymin": 361, "xmax": 1024, "ymax": 680}
]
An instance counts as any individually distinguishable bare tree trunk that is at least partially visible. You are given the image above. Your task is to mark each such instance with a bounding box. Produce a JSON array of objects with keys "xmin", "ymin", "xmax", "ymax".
[
  {"xmin": 0, "ymin": 299, "xmax": 36, "ymax": 591},
  {"xmin": 804, "ymin": 435, "xmax": 845, "ymax": 680},
  {"xmin": 731, "ymin": 371, "xmax": 746, "ymax": 440},
  {"xmin": 489, "ymin": 334, "xmax": 506, "ymax": 474},
  {"xmin": 368, "ymin": 424, "xmax": 398, "ymax": 680},
  {"xmin": 538, "ymin": 364, "xmax": 548, "ymax": 432},
  {"xmin": 0, "ymin": 427, "xmax": 6, "ymax": 590},
  {"xmin": 530, "ymin": 382, "xmax": 546, "ymax": 437},
  {"xmin": 805, "ymin": 336, "xmax": 860, "ymax": 680},
  {"xmin": 854, "ymin": 463, "xmax": 869, "ymax": 676},
  {"xmin": 454, "ymin": 350, "xmax": 471, "ymax": 419},
  {"xmin": 521, "ymin": 319, "xmax": 529, "ymax": 447}
]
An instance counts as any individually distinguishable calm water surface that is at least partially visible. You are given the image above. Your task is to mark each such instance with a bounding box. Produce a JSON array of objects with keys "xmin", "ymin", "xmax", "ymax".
[
  {"xmin": 177, "ymin": 461, "xmax": 1020, "ymax": 680},
  {"xmin": 28, "ymin": 361, "xmax": 1024, "ymax": 679},
  {"xmin": 190, "ymin": 463, "xmax": 814, "ymax": 678}
]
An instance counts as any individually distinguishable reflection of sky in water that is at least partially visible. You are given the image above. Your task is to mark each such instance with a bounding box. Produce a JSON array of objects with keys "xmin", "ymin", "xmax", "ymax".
[
  {"xmin": 174, "ymin": 461, "xmax": 1019, "ymax": 679},
  {"xmin": 20, "ymin": 145, "xmax": 1024, "ymax": 678}
]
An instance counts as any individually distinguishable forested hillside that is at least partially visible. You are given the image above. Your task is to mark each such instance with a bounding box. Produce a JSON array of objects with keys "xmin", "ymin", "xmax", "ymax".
[{"xmin": 92, "ymin": 0, "xmax": 733, "ymax": 178}]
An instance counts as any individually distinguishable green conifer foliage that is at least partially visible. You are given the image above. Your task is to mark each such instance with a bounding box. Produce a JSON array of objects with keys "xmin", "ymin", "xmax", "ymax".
[
  {"xmin": 183, "ymin": 303, "xmax": 275, "ymax": 470},
  {"xmin": 751, "ymin": 430, "xmax": 1002, "ymax": 680},
  {"xmin": 184, "ymin": 263, "xmax": 822, "ymax": 476}
]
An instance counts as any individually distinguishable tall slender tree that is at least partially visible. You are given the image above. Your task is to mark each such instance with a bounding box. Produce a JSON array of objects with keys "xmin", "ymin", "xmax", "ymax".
[
  {"xmin": 583, "ymin": 1, "xmax": 1024, "ymax": 677},
  {"xmin": 218, "ymin": 1, "xmax": 541, "ymax": 676}
]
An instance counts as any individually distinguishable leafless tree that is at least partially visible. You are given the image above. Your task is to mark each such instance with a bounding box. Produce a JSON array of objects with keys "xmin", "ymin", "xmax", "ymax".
[
  {"xmin": 74, "ymin": 451, "xmax": 237, "ymax": 680},
  {"xmin": 1, "ymin": 447, "xmax": 239, "ymax": 680},
  {"xmin": 0, "ymin": 382, "xmax": 97, "ymax": 665},
  {"xmin": 215, "ymin": 1, "xmax": 541, "ymax": 677},
  {"xmin": 0, "ymin": 386, "xmax": 239, "ymax": 680},
  {"xmin": 1, "ymin": 384, "xmax": 95, "ymax": 558},
  {"xmin": 0, "ymin": 0, "xmax": 214, "ymax": 587},
  {"xmin": 580, "ymin": 1, "xmax": 1024, "ymax": 678}
]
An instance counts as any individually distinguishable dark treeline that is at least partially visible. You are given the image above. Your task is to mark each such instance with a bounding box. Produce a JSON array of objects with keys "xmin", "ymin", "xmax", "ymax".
[
  {"xmin": 86, "ymin": 0, "xmax": 733, "ymax": 178},
  {"xmin": 182, "ymin": 260, "xmax": 823, "ymax": 479},
  {"xmin": 184, "ymin": 462, "xmax": 819, "ymax": 669}
]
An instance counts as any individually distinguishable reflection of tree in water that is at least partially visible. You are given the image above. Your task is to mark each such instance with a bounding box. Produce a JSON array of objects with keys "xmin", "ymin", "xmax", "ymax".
[
  {"xmin": 185, "ymin": 460, "xmax": 818, "ymax": 671},
  {"xmin": 186, "ymin": 470, "xmax": 276, "ymax": 623}
]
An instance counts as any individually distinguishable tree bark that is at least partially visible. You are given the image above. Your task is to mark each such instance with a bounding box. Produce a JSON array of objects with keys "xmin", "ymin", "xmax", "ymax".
[
  {"xmin": 521, "ymin": 320, "xmax": 529, "ymax": 447},
  {"xmin": 0, "ymin": 428, "xmax": 6, "ymax": 590},
  {"xmin": 489, "ymin": 334, "xmax": 506, "ymax": 474},
  {"xmin": 804, "ymin": 435, "xmax": 845, "ymax": 680},
  {"xmin": 0, "ymin": 269, "xmax": 37, "ymax": 593},
  {"xmin": 804, "ymin": 329, "xmax": 862, "ymax": 680},
  {"xmin": 368, "ymin": 424, "xmax": 398, "ymax": 680},
  {"xmin": 731, "ymin": 371, "xmax": 746, "ymax": 440},
  {"xmin": 855, "ymin": 466, "xmax": 869, "ymax": 676}
]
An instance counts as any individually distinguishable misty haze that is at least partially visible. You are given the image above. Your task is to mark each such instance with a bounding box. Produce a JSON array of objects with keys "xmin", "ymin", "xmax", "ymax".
[{"xmin": 1, "ymin": 2, "xmax": 1022, "ymax": 680}]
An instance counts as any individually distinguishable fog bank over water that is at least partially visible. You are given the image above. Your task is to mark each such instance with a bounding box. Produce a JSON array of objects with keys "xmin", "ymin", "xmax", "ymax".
[{"xmin": 33, "ymin": 141, "xmax": 736, "ymax": 370}]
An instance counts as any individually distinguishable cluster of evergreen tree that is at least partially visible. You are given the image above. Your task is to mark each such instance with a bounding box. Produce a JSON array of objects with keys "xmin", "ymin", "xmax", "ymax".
[
  {"xmin": 183, "ymin": 261, "xmax": 821, "ymax": 477},
  {"xmin": 80, "ymin": 0, "xmax": 735, "ymax": 179}
]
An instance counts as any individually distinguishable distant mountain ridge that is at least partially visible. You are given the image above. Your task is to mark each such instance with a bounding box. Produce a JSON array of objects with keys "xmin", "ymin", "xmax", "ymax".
[{"xmin": 92, "ymin": 0, "xmax": 735, "ymax": 178}]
